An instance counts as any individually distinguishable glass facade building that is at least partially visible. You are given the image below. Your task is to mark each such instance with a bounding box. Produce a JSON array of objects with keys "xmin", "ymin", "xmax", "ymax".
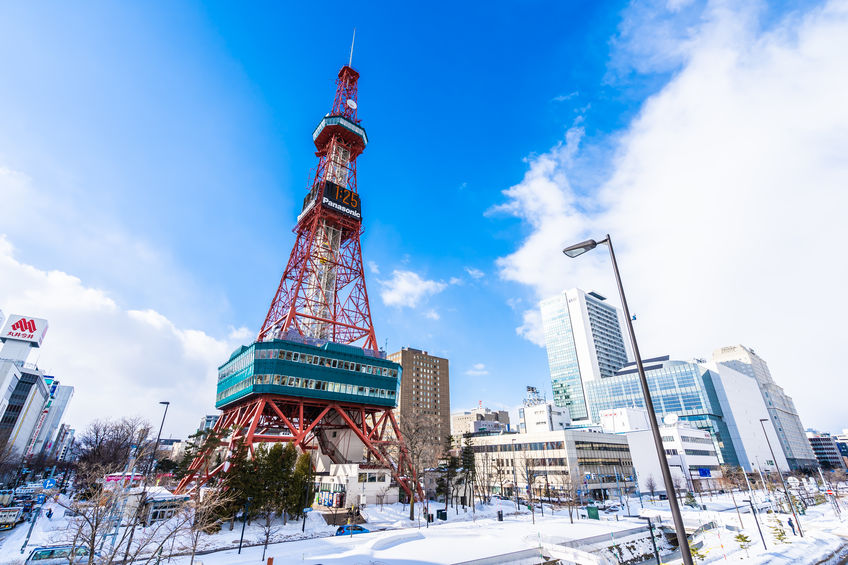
[
  {"xmin": 540, "ymin": 289, "xmax": 629, "ymax": 421},
  {"xmin": 583, "ymin": 357, "xmax": 739, "ymax": 466}
]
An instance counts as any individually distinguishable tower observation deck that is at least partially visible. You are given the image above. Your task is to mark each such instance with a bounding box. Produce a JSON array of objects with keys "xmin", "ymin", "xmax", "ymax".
[{"xmin": 175, "ymin": 64, "xmax": 422, "ymax": 502}]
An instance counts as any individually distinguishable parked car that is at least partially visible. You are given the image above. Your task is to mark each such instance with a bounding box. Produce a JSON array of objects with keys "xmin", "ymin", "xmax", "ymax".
[
  {"xmin": 604, "ymin": 505, "xmax": 621, "ymax": 513},
  {"xmin": 24, "ymin": 545, "xmax": 99, "ymax": 564},
  {"xmin": 336, "ymin": 525, "xmax": 370, "ymax": 536}
]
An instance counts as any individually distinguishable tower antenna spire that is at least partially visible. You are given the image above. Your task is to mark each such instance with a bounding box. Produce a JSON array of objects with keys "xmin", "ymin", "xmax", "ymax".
[{"xmin": 349, "ymin": 28, "xmax": 356, "ymax": 67}]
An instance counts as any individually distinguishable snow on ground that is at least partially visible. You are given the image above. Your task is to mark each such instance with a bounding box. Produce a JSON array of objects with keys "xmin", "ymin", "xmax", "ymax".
[
  {"xmin": 3, "ymin": 493, "xmax": 847, "ymax": 564},
  {"xmin": 628, "ymin": 493, "xmax": 848, "ymax": 564},
  {"xmin": 165, "ymin": 502, "xmax": 653, "ymax": 565}
]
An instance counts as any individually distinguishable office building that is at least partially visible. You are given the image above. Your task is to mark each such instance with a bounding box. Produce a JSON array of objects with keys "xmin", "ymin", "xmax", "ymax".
[
  {"xmin": 451, "ymin": 405, "xmax": 510, "ymax": 436},
  {"xmin": 806, "ymin": 431, "xmax": 846, "ymax": 470},
  {"xmin": 54, "ymin": 426, "xmax": 75, "ymax": 462},
  {"xmin": 583, "ymin": 356, "xmax": 786, "ymax": 472},
  {"xmin": 26, "ymin": 382, "xmax": 74, "ymax": 459},
  {"xmin": 467, "ymin": 428, "xmax": 634, "ymax": 502},
  {"xmin": 599, "ymin": 408, "xmax": 722, "ymax": 495},
  {"xmin": 712, "ymin": 345, "xmax": 817, "ymax": 471},
  {"xmin": 702, "ymin": 361, "xmax": 789, "ymax": 472},
  {"xmin": 388, "ymin": 347, "xmax": 450, "ymax": 445},
  {"xmin": 540, "ymin": 289, "xmax": 630, "ymax": 421},
  {"xmin": 0, "ymin": 366, "xmax": 49, "ymax": 457}
]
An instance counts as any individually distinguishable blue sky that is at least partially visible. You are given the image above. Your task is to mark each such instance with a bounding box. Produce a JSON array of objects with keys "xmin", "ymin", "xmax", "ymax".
[{"xmin": 2, "ymin": 0, "xmax": 847, "ymax": 438}]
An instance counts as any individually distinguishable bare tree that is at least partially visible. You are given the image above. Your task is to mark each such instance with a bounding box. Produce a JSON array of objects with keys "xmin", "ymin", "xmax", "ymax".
[
  {"xmin": 182, "ymin": 487, "xmax": 233, "ymax": 565},
  {"xmin": 517, "ymin": 450, "xmax": 537, "ymax": 524},
  {"xmin": 493, "ymin": 457, "xmax": 510, "ymax": 499},
  {"xmin": 55, "ymin": 463, "xmax": 189, "ymax": 565},
  {"xmin": 391, "ymin": 413, "xmax": 441, "ymax": 521},
  {"xmin": 55, "ymin": 464, "xmax": 118, "ymax": 564},
  {"xmin": 476, "ymin": 451, "xmax": 494, "ymax": 504},
  {"xmin": 721, "ymin": 465, "xmax": 745, "ymax": 528},
  {"xmin": 672, "ymin": 475, "xmax": 686, "ymax": 502},
  {"xmin": 645, "ymin": 475, "xmax": 657, "ymax": 501},
  {"xmin": 376, "ymin": 485, "xmax": 389, "ymax": 511},
  {"xmin": 550, "ymin": 472, "xmax": 581, "ymax": 523},
  {"xmin": 74, "ymin": 417, "xmax": 153, "ymax": 475}
]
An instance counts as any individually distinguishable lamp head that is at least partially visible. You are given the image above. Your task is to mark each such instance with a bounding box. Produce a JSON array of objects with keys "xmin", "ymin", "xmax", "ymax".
[
  {"xmin": 160, "ymin": 401, "xmax": 170, "ymax": 406},
  {"xmin": 563, "ymin": 239, "xmax": 599, "ymax": 258}
]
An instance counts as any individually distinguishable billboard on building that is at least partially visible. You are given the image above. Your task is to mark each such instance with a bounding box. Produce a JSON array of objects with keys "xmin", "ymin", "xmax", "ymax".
[{"xmin": 1, "ymin": 315, "xmax": 49, "ymax": 347}]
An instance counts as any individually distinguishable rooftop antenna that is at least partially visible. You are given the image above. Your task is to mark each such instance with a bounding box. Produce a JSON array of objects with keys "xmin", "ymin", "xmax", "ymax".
[{"xmin": 348, "ymin": 28, "xmax": 356, "ymax": 67}]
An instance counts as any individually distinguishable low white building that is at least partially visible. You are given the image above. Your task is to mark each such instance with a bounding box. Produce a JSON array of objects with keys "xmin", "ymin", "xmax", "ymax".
[
  {"xmin": 121, "ymin": 486, "xmax": 189, "ymax": 525},
  {"xmin": 313, "ymin": 463, "xmax": 399, "ymax": 508},
  {"xmin": 600, "ymin": 408, "xmax": 722, "ymax": 496},
  {"xmin": 518, "ymin": 402, "xmax": 571, "ymax": 433},
  {"xmin": 466, "ymin": 428, "xmax": 634, "ymax": 503}
]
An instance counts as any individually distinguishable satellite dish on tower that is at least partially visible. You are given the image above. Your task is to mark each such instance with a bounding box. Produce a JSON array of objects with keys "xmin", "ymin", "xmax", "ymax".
[
  {"xmin": 663, "ymin": 413, "xmax": 679, "ymax": 426},
  {"xmin": 346, "ymin": 99, "xmax": 357, "ymax": 110}
]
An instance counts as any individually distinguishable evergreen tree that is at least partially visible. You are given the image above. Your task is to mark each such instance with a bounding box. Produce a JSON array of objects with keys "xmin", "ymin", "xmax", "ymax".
[
  {"xmin": 769, "ymin": 516, "xmax": 789, "ymax": 543},
  {"xmin": 734, "ymin": 533, "xmax": 752, "ymax": 557},
  {"xmin": 689, "ymin": 545, "xmax": 708, "ymax": 562},
  {"xmin": 221, "ymin": 442, "xmax": 261, "ymax": 522},
  {"xmin": 461, "ymin": 436, "xmax": 476, "ymax": 507},
  {"xmin": 286, "ymin": 452, "xmax": 312, "ymax": 519},
  {"xmin": 685, "ymin": 491, "xmax": 698, "ymax": 507}
]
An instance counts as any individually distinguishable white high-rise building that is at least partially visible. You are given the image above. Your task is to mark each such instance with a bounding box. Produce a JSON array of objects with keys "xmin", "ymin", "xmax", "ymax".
[
  {"xmin": 712, "ymin": 345, "xmax": 817, "ymax": 471},
  {"xmin": 540, "ymin": 289, "xmax": 630, "ymax": 420}
]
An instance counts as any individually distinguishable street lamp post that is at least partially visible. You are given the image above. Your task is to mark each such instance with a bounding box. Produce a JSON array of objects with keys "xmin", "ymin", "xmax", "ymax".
[
  {"xmin": 122, "ymin": 401, "xmax": 170, "ymax": 564},
  {"xmin": 759, "ymin": 418, "xmax": 803, "ymax": 537},
  {"xmin": 511, "ymin": 439, "xmax": 519, "ymax": 512},
  {"xmin": 743, "ymin": 498, "xmax": 767, "ymax": 550},
  {"xmin": 563, "ymin": 235, "xmax": 693, "ymax": 565},
  {"xmin": 238, "ymin": 497, "xmax": 253, "ymax": 554},
  {"xmin": 146, "ymin": 401, "xmax": 171, "ymax": 478}
]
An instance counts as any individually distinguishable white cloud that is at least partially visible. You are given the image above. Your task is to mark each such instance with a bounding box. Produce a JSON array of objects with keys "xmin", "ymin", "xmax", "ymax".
[
  {"xmin": 424, "ymin": 309, "xmax": 440, "ymax": 320},
  {"xmin": 378, "ymin": 270, "xmax": 447, "ymax": 308},
  {"xmin": 516, "ymin": 309, "xmax": 546, "ymax": 347},
  {"xmin": 495, "ymin": 1, "xmax": 848, "ymax": 432},
  {"xmin": 0, "ymin": 236, "xmax": 248, "ymax": 437},
  {"xmin": 367, "ymin": 260, "xmax": 380, "ymax": 275},
  {"xmin": 552, "ymin": 91, "xmax": 579, "ymax": 102},
  {"xmin": 464, "ymin": 267, "xmax": 485, "ymax": 279},
  {"xmin": 465, "ymin": 363, "xmax": 489, "ymax": 376},
  {"xmin": 0, "ymin": 167, "xmax": 221, "ymax": 328}
]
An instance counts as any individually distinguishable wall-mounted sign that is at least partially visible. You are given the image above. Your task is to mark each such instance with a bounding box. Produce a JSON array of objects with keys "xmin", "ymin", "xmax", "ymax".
[{"xmin": 1, "ymin": 315, "xmax": 49, "ymax": 348}]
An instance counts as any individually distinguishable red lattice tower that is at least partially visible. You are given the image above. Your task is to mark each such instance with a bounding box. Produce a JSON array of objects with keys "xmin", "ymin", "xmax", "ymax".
[
  {"xmin": 258, "ymin": 64, "xmax": 376, "ymax": 350},
  {"xmin": 175, "ymin": 64, "xmax": 423, "ymax": 504}
]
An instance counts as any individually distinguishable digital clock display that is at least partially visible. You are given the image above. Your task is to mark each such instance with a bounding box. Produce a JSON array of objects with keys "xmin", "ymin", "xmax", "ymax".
[{"xmin": 322, "ymin": 181, "xmax": 362, "ymax": 221}]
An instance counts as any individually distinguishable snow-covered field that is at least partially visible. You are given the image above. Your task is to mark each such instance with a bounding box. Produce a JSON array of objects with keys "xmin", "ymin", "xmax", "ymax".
[{"xmin": 1, "ymin": 493, "xmax": 846, "ymax": 564}]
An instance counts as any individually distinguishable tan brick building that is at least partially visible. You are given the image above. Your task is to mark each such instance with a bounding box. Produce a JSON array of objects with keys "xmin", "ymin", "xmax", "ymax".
[{"xmin": 388, "ymin": 347, "xmax": 450, "ymax": 445}]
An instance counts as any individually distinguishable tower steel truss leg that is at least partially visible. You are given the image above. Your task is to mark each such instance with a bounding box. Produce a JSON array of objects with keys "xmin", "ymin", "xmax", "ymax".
[{"xmin": 175, "ymin": 396, "xmax": 423, "ymax": 502}]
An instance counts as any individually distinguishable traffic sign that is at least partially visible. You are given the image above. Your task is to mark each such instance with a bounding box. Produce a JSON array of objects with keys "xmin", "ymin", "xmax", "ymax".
[
  {"xmin": 42, "ymin": 478, "xmax": 56, "ymax": 489},
  {"xmin": 36, "ymin": 493, "xmax": 46, "ymax": 504},
  {"xmin": 827, "ymin": 490, "xmax": 834, "ymax": 495}
]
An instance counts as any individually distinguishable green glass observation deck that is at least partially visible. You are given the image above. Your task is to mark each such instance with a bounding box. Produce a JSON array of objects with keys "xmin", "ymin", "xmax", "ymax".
[{"xmin": 215, "ymin": 337, "xmax": 400, "ymax": 410}]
